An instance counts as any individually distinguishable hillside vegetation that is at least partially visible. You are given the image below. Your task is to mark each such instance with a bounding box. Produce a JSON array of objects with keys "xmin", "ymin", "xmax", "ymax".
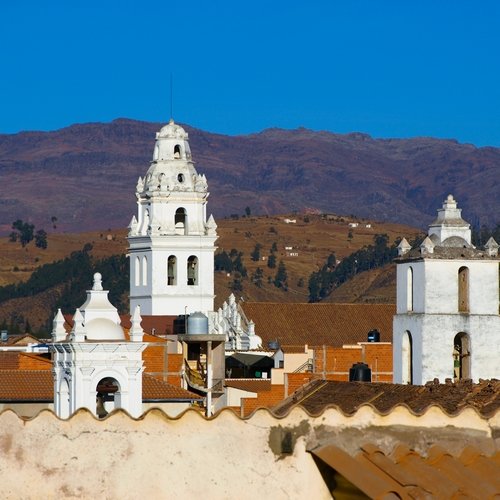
[{"xmin": 0, "ymin": 213, "xmax": 421, "ymax": 335}]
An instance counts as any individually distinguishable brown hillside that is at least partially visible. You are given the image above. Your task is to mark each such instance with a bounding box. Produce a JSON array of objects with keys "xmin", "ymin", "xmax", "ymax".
[{"xmin": 0, "ymin": 119, "xmax": 498, "ymax": 236}]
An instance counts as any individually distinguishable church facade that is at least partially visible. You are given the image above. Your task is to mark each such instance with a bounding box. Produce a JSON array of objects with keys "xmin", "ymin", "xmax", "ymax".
[{"xmin": 393, "ymin": 195, "xmax": 500, "ymax": 385}]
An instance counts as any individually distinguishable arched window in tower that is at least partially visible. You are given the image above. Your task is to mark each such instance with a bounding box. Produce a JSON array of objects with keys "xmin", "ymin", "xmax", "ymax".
[
  {"xmin": 167, "ymin": 255, "xmax": 177, "ymax": 285},
  {"xmin": 96, "ymin": 377, "xmax": 121, "ymax": 419},
  {"xmin": 175, "ymin": 208, "xmax": 187, "ymax": 235},
  {"xmin": 458, "ymin": 266, "xmax": 469, "ymax": 312},
  {"xmin": 401, "ymin": 330, "xmax": 413, "ymax": 384},
  {"xmin": 187, "ymin": 256, "xmax": 198, "ymax": 285},
  {"xmin": 135, "ymin": 256, "xmax": 140, "ymax": 287},
  {"xmin": 58, "ymin": 378, "xmax": 70, "ymax": 419},
  {"xmin": 142, "ymin": 256, "xmax": 148, "ymax": 286},
  {"xmin": 407, "ymin": 266, "xmax": 414, "ymax": 312},
  {"xmin": 453, "ymin": 332, "xmax": 471, "ymax": 380},
  {"xmin": 174, "ymin": 144, "xmax": 181, "ymax": 159}
]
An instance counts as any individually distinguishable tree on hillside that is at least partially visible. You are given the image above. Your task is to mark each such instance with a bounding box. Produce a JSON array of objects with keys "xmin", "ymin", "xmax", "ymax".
[
  {"xmin": 251, "ymin": 243, "xmax": 262, "ymax": 262},
  {"xmin": 274, "ymin": 260, "xmax": 288, "ymax": 290},
  {"xmin": 251, "ymin": 267, "xmax": 264, "ymax": 288},
  {"xmin": 11, "ymin": 220, "xmax": 35, "ymax": 247},
  {"xmin": 35, "ymin": 229, "xmax": 48, "ymax": 250},
  {"xmin": 245, "ymin": 206, "xmax": 251, "ymax": 217},
  {"xmin": 267, "ymin": 253, "xmax": 277, "ymax": 269}
]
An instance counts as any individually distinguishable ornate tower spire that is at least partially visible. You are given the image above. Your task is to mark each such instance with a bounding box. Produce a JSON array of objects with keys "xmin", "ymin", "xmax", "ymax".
[{"xmin": 128, "ymin": 121, "xmax": 217, "ymax": 316}]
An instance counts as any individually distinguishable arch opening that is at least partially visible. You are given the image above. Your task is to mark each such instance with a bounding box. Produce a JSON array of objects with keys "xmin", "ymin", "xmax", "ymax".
[
  {"xmin": 407, "ymin": 266, "xmax": 414, "ymax": 312},
  {"xmin": 458, "ymin": 266, "xmax": 469, "ymax": 313},
  {"xmin": 187, "ymin": 256, "xmax": 198, "ymax": 285},
  {"xmin": 174, "ymin": 144, "xmax": 181, "ymax": 158},
  {"xmin": 96, "ymin": 377, "xmax": 121, "ymax": 419},
  {"xmin": 401, "ymin": 330, "xmax": 413, "ymax": 384},
  {"xmin": 453, "ymin": 332, "xmax": 471, "ymax": 380},
  {"xmin": 59, "ymin": 378, "xmax": 70, "ymax": 418},
  {"xmin": 168, "ymin": 255, "xmax": 177, "ymax": 285},
  {"xmin": 175, "ymin": 208, "xmax": 187, "ymax": 235},
  {"xmin": 134, "ymin": 256, "xmax": 140, "ymax": 287},
  {"xmin": 142, "ymin": 256, "xmax": 148, "ymax": 286}
]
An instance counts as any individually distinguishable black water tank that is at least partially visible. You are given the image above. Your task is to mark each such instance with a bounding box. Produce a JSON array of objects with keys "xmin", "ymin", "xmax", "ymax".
[
  {"xmin": 173, "ymin": 315, "xmax": 187, "ymax": 334},
  {"xmin": 349, "ymin": 362, "xmax": 372, "ymax": 382},
  {"xmin": 367, "ymin": 329, "xmax": 380, "ymax": 343}
]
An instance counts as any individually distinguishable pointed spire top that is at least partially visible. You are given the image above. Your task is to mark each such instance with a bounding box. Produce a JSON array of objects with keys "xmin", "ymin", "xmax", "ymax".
[
  {"xmin": 130, "ymin": 305, "xmax": 144, "ymax": 342},
  {"xmin": 52, "ymin": 308, "xmax": 67, "ymax": 342},
  {"xmin": 397, "ymin": 237, "xmax": 412, "ymax": 256},
  {"xmin": 420, "ymin": 236, "xmax": 435, "ymax": 255},
  {"xmin": 484, "ymin": 237, "xmax": 499, "ymax": 257}
]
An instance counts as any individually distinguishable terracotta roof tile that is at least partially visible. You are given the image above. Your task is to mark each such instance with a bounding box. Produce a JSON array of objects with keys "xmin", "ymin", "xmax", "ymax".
[
  {"xmin": 225, "ymin": 379, "xmax": 272, "ymax": 393},
  {"xmin": 310, "ymin": 443, "xmax": 500, "ymax": 498},
  {"xmin": 241, "ymin": 303, "xmax": 395, "ymax": 347},
  {"xmin": 274, "ymin": 379, "xmax": 500, "ymax": 417},
  {"xmin": 0, "ymin": 370, "xmax": 201, "ymax": 402},
  {"xmin": 142, "ymin": 374, "xmax": 201, "ymax": 400}
]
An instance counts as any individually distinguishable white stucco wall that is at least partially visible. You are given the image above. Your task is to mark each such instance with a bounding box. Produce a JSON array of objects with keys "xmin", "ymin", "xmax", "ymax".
[{"xmin": 0, "ymin": 406, "xmax": 495, "ymax": 499}]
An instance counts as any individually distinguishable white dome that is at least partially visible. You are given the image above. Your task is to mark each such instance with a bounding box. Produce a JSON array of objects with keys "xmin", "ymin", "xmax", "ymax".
[
  {"xmin": 85, "ymin": 318, "xmax": 125, "ymax": 341},
  {"xmin": 157, "ymin": 119, "xmax": 188, "ymax": 140}
]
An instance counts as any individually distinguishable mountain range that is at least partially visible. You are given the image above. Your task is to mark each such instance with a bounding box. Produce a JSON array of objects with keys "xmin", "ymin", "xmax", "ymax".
[{"xmin": 0, "ymin": 118, "xmax": 498, "ymax": 234}]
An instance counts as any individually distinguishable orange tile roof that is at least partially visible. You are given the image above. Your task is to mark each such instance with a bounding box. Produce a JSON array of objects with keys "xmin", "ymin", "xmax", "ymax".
[
  {"xmin": 310, "ymin": 443, "xmax": 500, "ymax": 498},
  {"xmin": 0, "ymin": 370, "xmax": 200, "ymax": 402},
  {"xmin": 142, "ymin": 374, "xmax": 201, "ymax": 401},
  {"xmin": 241, "ymin": 303, "xmax": 395, "ymax": 347},
  {"xmin": 225, "ymin": 379, "xmax": 272, "ymax": 393},
  {"xmin": 0, "ymin": 370, "xmax": 53, "ymax": 400},
  {"xmin": 274, "ymin": 379, "xmax": 500, "ymax": 417}
]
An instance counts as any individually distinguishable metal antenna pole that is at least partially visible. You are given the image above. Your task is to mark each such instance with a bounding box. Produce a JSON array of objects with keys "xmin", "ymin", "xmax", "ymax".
[{"xmin": 170, "ymin": 73, "xmax": 173, "ymax": 120}]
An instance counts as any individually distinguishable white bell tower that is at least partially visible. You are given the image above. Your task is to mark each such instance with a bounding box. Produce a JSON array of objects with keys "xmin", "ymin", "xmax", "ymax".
[
  {"xmin": 393, "ymin": 195, "xmax": 500, "ymax": 385},
  {"xmin": 51, "ymin": 273, "xmax": 146, "ymax": 418},
  {"xmin": 128, "ymin": 120, "xmax": 217, "ymax": 316}
]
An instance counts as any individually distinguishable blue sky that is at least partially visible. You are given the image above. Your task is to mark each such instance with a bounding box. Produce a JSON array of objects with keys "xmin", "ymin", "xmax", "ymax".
[{"xmin": 1, "ymin": 1, "xmax": 500, "ymax": 146}]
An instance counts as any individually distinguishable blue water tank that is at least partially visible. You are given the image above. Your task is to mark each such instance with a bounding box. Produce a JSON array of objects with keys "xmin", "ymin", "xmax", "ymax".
[
  {"xmin": 367, "ymin": 329, "xmax": 380, "ymax": 342},
  {"xmin": 187, "ymin": 312, "xmax": 209, "ymax": 335}
]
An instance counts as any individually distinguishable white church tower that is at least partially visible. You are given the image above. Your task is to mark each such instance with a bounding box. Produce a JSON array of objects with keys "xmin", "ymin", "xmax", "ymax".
[
  {"xmin": 393, "ymin": 195, "xmax": 500, "ymax": 385},
  {"xmin": 128, "ymin": 120, "xmax": 217, "ymax": 316},
  {"xmin": 51, "ymin": 273, "xmax": 146, "ymax": 418}
]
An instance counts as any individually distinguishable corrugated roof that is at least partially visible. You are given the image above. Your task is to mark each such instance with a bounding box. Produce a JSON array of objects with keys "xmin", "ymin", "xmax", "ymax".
[
  {"xmin": 241, "ymin": 303, "xmax": 395, "ymax": 347},
  {"xmin": 310, "ymin": 443, "xmax": 500, "ymax": 498},
  {"xmin": 0, "ymin": 370, "xmax": 201, "ymax": 402},
  {"xmin": 274, "ymin": 379, "xmax": 500, "ymax": 417}
]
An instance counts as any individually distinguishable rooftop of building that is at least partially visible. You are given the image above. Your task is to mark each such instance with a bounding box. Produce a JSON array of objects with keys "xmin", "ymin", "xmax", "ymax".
[
  {"xmin": 273, "ymin": 378, "xmax": 500, "ymax": 418},
  {"xmin": 0, "ymin": 370, "xmax": 201, "ymax": 402},
  {"xmin": 240, "ymin": 302, "xmax": 395, "ymax": 348}
]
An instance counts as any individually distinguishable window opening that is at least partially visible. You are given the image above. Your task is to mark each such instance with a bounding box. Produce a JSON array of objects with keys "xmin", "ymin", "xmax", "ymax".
[
  {"xmin": 168, "ymin": 255, "xmax": 177, "ymax": 285},
  {"xmin": 175, "ymin": 208, "xmax": 187, "ymax": 234},
  {"xmin": 187, "ymin": 256, "xmax": 198, "ymax": 285},
  {"xmin": 458, "ymin": 267, "xmax": 469, "ymax": 312},
  {"xmin": 407, "ymin": 267, "xmax": 414, "ymax": 312},
  {"xmin": 453, "ymin": 332, "xmax": 471, "ymax": 380},
  {"xmin": 142, "ymin": 256, "xmax": 148, "ymax": 286},
  {"xmin": 401, "ymin": 331, "xmax": 413, "ymax": 384},
  {"xmin": 174, "ymin": 144, "xmax": 181, "ymax": 158},
  {"xmin": 95, "ymin": 377, "xmax": 120, "ymax": 419}
]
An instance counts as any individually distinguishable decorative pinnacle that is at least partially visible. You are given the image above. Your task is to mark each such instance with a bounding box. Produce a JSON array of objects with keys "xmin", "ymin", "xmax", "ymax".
[{"xmin": 93, "ymin": 273, "xmax": 103, "ymax": 291}]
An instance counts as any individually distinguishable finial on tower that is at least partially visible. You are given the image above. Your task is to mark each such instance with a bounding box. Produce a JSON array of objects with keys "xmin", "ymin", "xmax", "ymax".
[{"xmin": 93, "ymin": 272, "xmax": 103, "ymax": 291}]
